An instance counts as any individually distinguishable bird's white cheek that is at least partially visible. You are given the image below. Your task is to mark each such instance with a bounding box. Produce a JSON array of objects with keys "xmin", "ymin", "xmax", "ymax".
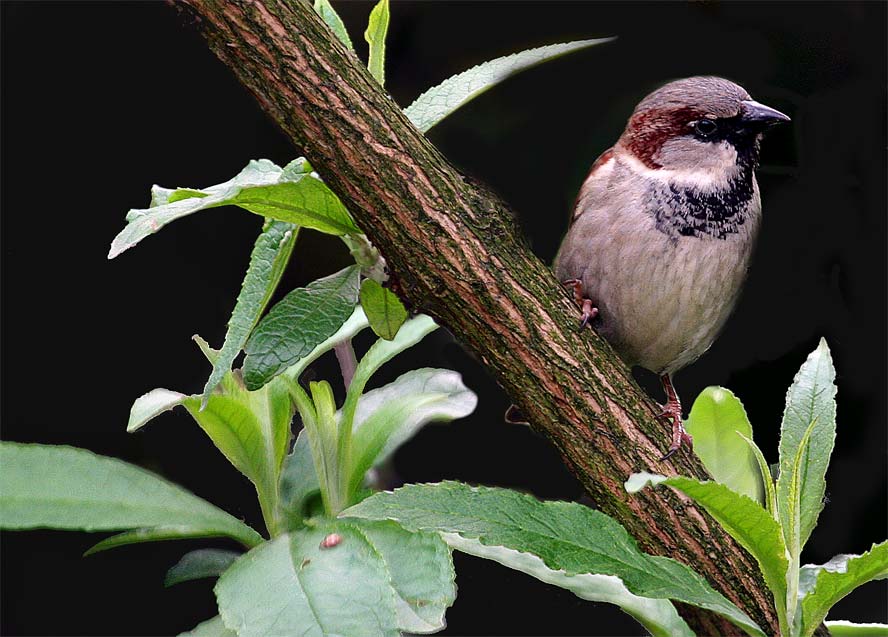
[{"xmin": 624, "ymin": 140, "xmax": 740, "ymax": 188}]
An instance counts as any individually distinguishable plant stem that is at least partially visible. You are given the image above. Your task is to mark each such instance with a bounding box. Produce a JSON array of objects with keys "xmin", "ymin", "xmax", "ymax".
[
  {"xmin": 333, "ymin": 340, "xmax": 357, "ymax": 392},
  {"xmin": 342, "ymin": 234, "xmax": 387, "ymax": 283}
]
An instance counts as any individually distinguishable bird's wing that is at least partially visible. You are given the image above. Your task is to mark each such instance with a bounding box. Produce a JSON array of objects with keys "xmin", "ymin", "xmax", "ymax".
[{"xmin": 569, "ymin": 147, "xmax": 615, "ymax": 225}]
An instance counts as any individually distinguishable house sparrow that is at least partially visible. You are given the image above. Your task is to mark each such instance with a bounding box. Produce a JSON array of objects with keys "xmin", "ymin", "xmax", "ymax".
[{"xmin": 553, "ymin": 76, "xmax": 789, "ymax": 460}]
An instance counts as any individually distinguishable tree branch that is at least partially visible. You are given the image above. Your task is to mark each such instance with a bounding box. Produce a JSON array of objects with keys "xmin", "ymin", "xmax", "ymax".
[{"xmin": 178, "ymin": 1, "xmax": 789, "ymax": 634}]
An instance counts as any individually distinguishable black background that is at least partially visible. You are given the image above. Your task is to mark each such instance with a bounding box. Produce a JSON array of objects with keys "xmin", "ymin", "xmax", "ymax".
[{"xmin": 2, "ymin": 2, "xmax": 886, "ymax": 635}]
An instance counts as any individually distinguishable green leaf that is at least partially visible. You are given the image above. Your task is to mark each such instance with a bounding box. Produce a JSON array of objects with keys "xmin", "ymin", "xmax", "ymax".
[
  {"xmin": 215, "ymin": 527, "xmax": 400, "ymax": 637},
  {"xmin": 84, "ymin": 525, "xmax": 240, "ymax": 556},
  {"xmin": 279, "ymin": 429, "xmax": 321, "ymax": 530},
  {"xmin": 130, "ymin": 342, "xmax": 294, "ymax": 536},
  {"xmin": 109, "ymin": 159, "xmax": 357, "ymax": 258},
  {"xmin": 345, "ymin": 481, "xmax": 764, "ymax": 636},
  {"xmin": 798, "ymin": 551, "xmax": 888, "ymax": 598},
  {"xmin": 127, "ymin": 388, "xmax": 186, "ymax": 432},
  {"xmin": 202, "ymin": 220, "xmax": 298, "ymax": 404},
  {"xmin": 776, "ymin": 338, "xmax": 837, "ymax": 551},
  {"xmin": 684, "ymin": 387, "xmax": 764, "ymax": 503},
  {"xmin": 341, "ymin": 314, "xmax": 438, "ymax": 425},
  {"xmin": 165, "ymin": 548, "xmax": 241, "ymax": 587},
  {"xmin": 799, "ymin": 543, "xmax": 888, "ymax": 637},
  {"xmin": 112, "ymin": 160, "xmax": 277, "ymax": 258},
  {"xmin": 738, "ymin": 432, "xmax": 779, "ymax": 518},
  {"xmin": 193, "ymin": 334, "xmax": 222, "ymax": 365},
  {"xmin": 280, "ymin": 156, "xmax": 314, "ymax": 180},
  {"xmin": 283, "ymin": 367, "xmax": 475, "ymax": 522},
  {"xmin": 308, "ymin": 380, "xmax": 343, "ymax": 515},
  {"xmin": 0, "ymin": 443, "xmax": 261, "ymax": 548},
  {"xmin": 282, "ymin": 305, "xmax": 370, "ymax": 383},
  {"xmin": 824, "ymin": 621, "xmax": 888, "ymax": 636},
  {"xmin": 404, "ymin": 39, "xmax": 613, "ymax": 133},
  {"xmin": 179, "ymin": 615, "xmax": 236, "ymax": 637},
  {"xmin": 244, "ymin": 265, "xmax": 361, "ymax": 390},
  {"xmin": 364, "ymin": 0, "xmax": 389, "ymax": 85},
  {"xmin": 346, "ymin": 368, "xmax": 477, "ymax": 499},
  {"xmin": 313, "ymin": 0, "xmax": 353, "ymax": 49},
  {"xmin": 787, "ymin": 417, "xmax": 819, "ymax": 630},
  {"xmin": 234, "ymin": 181, "xmax": 357, "ymax": 235},
  {"xmin": 354, "ymin": 520, "xmax": 456, "ymax": 634},
  {"xmin": 336, "ymin": 315, "xmax": 438, "ymax": 507},
  {"xmin": 443, "ymin": 532, "xmax": 691, "ymax": 637},
  {"xmin": 359, "ymin": 278, "xmax": 408, "ymax": 340},
  {"xmin": 181, "ymin": 376, "xmax": 293, "ymax": 536},
  {"xmin": 626, "ymin": 472, "xmax": 790, "ymax": 634},
  {"xmin": 149, "ymin": 184, "xmax": 176, "ymax": 207}
]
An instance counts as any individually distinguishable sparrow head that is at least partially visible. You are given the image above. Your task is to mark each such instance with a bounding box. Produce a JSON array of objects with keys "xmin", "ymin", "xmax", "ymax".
[{"xmin": 616, "ymin": 76, "xmax": 790, "ymax": 176}]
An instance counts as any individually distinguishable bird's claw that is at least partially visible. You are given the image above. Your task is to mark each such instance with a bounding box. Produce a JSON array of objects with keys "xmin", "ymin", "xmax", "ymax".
[
  {"xmin": 655, "ymin": 399, "xmax": 693, "ymax": 461},
  {"xmin": 578, "ymin": 299, "xmax": 599, "ymax": 330},
  {"xmin": 660, "ymin": 428, "xmax": 694, "ymax": 461},
  {"xmin": 562, "ymin": 279, "xmax": 599, "ymax": 330}
]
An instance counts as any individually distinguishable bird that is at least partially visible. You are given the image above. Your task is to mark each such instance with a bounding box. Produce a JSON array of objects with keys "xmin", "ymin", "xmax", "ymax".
[{"xmin": 553, "ymin": 76, "xmax": 789, "ymax": 460}]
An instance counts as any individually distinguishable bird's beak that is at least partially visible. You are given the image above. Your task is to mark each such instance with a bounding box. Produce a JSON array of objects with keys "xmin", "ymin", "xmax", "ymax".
[{"xmin": 740, "ymin": 99, "xmax": 791, "ymax": 126}]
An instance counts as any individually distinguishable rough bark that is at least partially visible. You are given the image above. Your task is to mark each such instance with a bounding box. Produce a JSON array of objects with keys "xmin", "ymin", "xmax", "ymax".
[{"xmin": 176, "ymin": 1, "xmax": 801, "ymax": 634}]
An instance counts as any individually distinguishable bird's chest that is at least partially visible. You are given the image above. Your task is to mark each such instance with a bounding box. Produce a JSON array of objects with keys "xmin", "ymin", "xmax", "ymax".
[
  {"xmin": 596, "ymin": 183, "xmax": 759, "ymax": 373},
  {"xmin": 635, "ymin": 233, "xmax": 751, "ymax": 316}
]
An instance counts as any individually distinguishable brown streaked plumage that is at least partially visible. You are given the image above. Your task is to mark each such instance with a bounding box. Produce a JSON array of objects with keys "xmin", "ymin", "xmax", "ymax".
[{"xmin": 554, "ymin": 76, "xmax": 789, "ymax": 459}]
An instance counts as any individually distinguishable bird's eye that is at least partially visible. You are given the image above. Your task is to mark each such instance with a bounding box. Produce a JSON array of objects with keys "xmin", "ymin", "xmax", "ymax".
[{"xmin": 693, "ymin": 119, "xmax": 718, "ymax": 137}]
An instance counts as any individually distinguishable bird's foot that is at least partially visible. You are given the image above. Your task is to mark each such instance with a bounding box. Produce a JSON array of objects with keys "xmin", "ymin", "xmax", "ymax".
[
  {"xmin": 562, "ymin": 279, "xmax": 599, "ymax": 330},
  {"xmin": 656, "ymin": 374, "xmax": 692, "ymax": 461},
  {"xmin": 578, "ymin": 299, "xmax": 598, "ymax": 330},
  {"xmin": 655, "ymin": 401, "xmax": 693, "ymax": 461}
]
